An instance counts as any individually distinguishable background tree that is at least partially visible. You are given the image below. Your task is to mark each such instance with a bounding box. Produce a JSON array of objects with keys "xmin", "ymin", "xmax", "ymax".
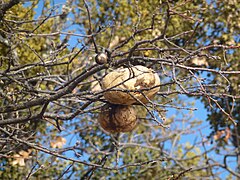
[{"xmin": 0, "ymin": 0, "xmax": 239, "ymax": 179}]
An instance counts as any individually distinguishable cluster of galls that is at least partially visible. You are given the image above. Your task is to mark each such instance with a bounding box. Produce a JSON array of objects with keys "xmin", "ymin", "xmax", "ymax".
[{"xmin": 98, "ymin": 65, "xmax": 161, "ymax": 133}]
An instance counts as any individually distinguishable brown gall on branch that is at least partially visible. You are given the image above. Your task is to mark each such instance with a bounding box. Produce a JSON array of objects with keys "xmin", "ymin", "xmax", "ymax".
[{"xmin": 98, "ymin": 104, "xmax": 137, "ymax": 133}]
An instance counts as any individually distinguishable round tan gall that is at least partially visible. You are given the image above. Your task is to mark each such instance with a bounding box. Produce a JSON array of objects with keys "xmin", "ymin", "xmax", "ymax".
[
  {"xmin": 98, "ymin": 104, "xmax": 137, "ymax": 133},
  {"xmin": 101, "ymin": 65, "xmax": 160, "ymax": 105}
]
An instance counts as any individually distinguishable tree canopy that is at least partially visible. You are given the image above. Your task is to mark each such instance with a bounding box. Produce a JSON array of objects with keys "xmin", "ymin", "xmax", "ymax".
[{"xmin": 0, "ymin": 0, "xmax": 239, "ymax": 179}]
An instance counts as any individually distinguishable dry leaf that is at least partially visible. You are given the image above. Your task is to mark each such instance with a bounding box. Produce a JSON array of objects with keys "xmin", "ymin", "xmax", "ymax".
[
  {"xmin": 191, "ymin": 57, "xmax": 209, "ymax": 67},
  {"xmin": 109, "ymin": 36, "xmax": 120, "ymax": 49},
  {"xmin": 213, "ymin": 134, "xmax": 218, "ymax": 140},
  {"xmin": 91, "ymin": 80, "xmax": 102, "ymax": 93},
  {"xmin": 214, "ymin": 128, "xmax": 231, "ymax": 143},
  {"xmin": 109, "ymin": 36, "xmax": 126, "ymax": 49},
  {"xmin": 11, "ymin": 149, "xmax": 32, "ymax": 167},
  {"xmin": 213, "ymin": 131, "xmax": 222, "ymax": 140},
  {"xmin": 224, "ymin": 127, "xmax": 231, "ymax": 143},
  {"xmin": 50, "ymin": 136, "xmax": 67, "ymax": 148}
]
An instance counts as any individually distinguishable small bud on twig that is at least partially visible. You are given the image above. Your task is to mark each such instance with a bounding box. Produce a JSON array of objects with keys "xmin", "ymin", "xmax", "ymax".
[{"xmin": 95, "ymin": 53, "xmax": 108, "ymax": 65}]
